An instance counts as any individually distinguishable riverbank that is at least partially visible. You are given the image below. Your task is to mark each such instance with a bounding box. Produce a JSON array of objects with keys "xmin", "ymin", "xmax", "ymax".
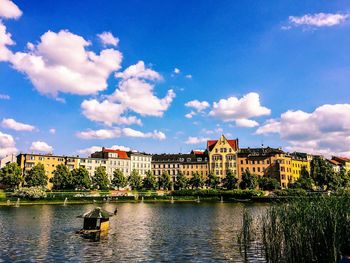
[{"xmin": 0, "ymin": 188, "xmax": 346, "ymax": 206}]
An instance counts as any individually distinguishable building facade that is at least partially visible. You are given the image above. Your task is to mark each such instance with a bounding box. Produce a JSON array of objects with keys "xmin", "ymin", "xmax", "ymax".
[
  {"xmin": 129, "ymin": 152, "xmax": 152, "ymax": 177},
  {"xmin": 331, "ymin": 156, "xmax": 350, "ymax": 172},
  {"xmin": 207, "ymin": 135, "xmax": 239, "ymax": 179},
  {"xmin": 88, "ymin": 148, "xmax": 131, "ymax": 180},
  {"xmin": 0, "ymin": 154, "xmax": 16, "ymax": 168},
  {"xmin": 17, "ymin": 153, "xmax": 79, "ymax": 189}
]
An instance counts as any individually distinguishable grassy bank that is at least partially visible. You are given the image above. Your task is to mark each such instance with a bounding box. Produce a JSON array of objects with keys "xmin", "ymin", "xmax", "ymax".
[{"xmin": 239, "ymin": 194, "xmax": 350, "ymax": 262}]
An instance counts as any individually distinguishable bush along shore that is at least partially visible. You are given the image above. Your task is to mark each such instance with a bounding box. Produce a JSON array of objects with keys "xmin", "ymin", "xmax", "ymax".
[
  {"xmin": 0, "ymin": 188, "xmax": 349, "ymax": 205},
  {"xmin": 238, "ymin": 194, "xmax": 350, "ymax": 263}
]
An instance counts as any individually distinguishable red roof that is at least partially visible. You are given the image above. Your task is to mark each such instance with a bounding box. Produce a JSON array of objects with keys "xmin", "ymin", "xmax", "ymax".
[
  {"xmin": 207, "ymin": 139, "xmax": 238, "ymax": 151},
  {"xmin": 102, "ymin": 148, "xmax": 129, "ymax": 159},
  {"xmin": 191, "ymin": 150, "xmax": 204, "ymax": 155},
  {"xmin": 328, "ymin": 159, "xmax": 340, "ymax": 166},
  {"xmin": 332, "ymin": 156, "xmax": 350, "ymax": 163}
]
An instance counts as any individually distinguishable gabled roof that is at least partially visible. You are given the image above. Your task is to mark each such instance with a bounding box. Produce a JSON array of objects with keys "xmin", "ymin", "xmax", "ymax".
[
  {"xmin": 332, "ymin": 156, "xmax": 350, "ymax": 163},
  {"xmin": 207, "ymin": 139, "xmax": 238, "ymax": 151},
  {"xmin": 102, "ymin": 148, "xmax": 129, "ymax": 159},
  {"xmin": 78, "ymin": 207, "xmax": 114, "ymax": 219},
  {"xmin": 327, "ymin": 159, "xmax": 341, "ymax": 166}
]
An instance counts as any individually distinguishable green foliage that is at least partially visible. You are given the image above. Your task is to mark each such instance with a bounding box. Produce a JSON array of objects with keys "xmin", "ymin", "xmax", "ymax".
[
  {"xmin": 0, "ymin": 162, "xmax": 22, "ymax": 189},
  {"xmin": 311, "ymin": 157, "xmax": 335, "ymax": 190},
  {"xmin": 240, "ymin": 169, "xmax": 258, "ymax": 190},
  {"xmin": 289, "ymin": 177, "xmax": 314, "ymax": 190},
  {"xmin": 206, "ymin": 172, "xmax": 220, "ymax": 189},
  {"xmin": 274, "ymin": 188, "xmax": 308, "ymax": 196},
  {"xmin": 239, "ymin": 195, "xmax": 350, "ymax": 262},
  {"xmin": 159, "ymin": 171, "xmax": 172, "ymax": 190},
  {"xmin": 172, "ymin": 189, "xmax": 263, "ymax": 199},
  {"xmin": 25, "ymin": 163, "xmax": 48, "ymax": 187},
  {"xmin": 143, "ymin": 171, "xmax": 158, "ymax": 190},
  {"xmin": 258, "ymin": 177, "xmax": 280, "ymax": 191},
  {"xmin": 50, "ymin": 164, "xmax": 73, "ymax": 190},
  {"xmin": 222, "ymin": 169, "xmax": 238, "ymax": 190},
  {"xmin": 175, "ymin": 171, "xmax": 188, "ymax": 190},
  {"xmin": 189, "ymin": 172, "xmax": 205, "ymax": 189},
  {"xmin": 71, "ymin": 167, "xmax": 91, "ymax": 190},
  {"xmin": 111, "ymin": 169, "xmax": 127, "ymax": 189},
  {"xmin": 92, "ymin": 166, "xmax": 110, "ymax": 190},
  {"xmin": 128, "ymin": 169, "xmax": 143, "ymax": 190},
  {"xmin": 13, "ymin": 187, "xmax": 47, "ymax": 199}
]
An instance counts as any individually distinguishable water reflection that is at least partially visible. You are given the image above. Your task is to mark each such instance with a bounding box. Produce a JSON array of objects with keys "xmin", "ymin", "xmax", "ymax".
[{"xmin": 0, "ymin": 202, "xmax": 268, "ymax": 262}]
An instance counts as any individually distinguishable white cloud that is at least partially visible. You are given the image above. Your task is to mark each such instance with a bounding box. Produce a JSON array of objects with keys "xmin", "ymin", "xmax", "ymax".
[
  {"xmin": 97, "ymin": 32, "xmax": 119, "ymax": 46},
  {"xmin": 235, "ymin": 119, "xmax": 259, "ymax": 128},
  {"xmin": 77, "ymin": 127, "xmax": 166, "ymax": 140},
  {"xmin": 0, "ymin": 0, "xmax": 22, "ymax": 19},
  {"xmin": 110, "ymin": 145, "xmax": 131, "ymax": 151},
  {"xmin": 185, "ymin": 136, "xmax": 209, "ymax": 145},
  {"xmin": 185, "ymin": 74, "xmax": 192, "ymax": 79},
  {"xmin": 0, "ymin": 94, "xmax": 10, "ymax": 100},
  {"xmin": 0, "ymin": 22, "xmax": 15, "ymax": 61},
  {"xmin": 9, "ymin": 30, "xmax": 122, "ymax": 96},
  {"xmin": 115, "ymin": 61, "xmax": 161, "ymax": 81},
  {"xmin": 76, "ymin": 128, "xmax": 122, "ymax": 140},
  {"xmin": 185, "ymin": 111, "xmax": 196, "ymax": 119},
  {"xmin": 0, "ymin": 131, "xmax": 17, "ymax": 158},
  {"xmin": 30, "ymin": 141, "xmax": 53, "ymax": 153},
  {"xmin": 2, "ymin": 118, "xmax": 35, "ymax": 131},
  {"xmin": 257, "ymin": 104, "xmax": 350, "ymax": 157},
  {"xmin": 81, "ymin": 99, "xmax": 141, "ymax": 126},
  {"xmin": 185, "ymin": 100, "xmax": 210, "ymax": 112},
  {"xmin": 288, "ymin": 13, "xmax": 349, "ymax": 28},
  {"xmin": 49, "ymin": 128, "xmax": 56, "ymax": 134},
  {"xmin": 256, "ymin": 119, "xmax": 281, "ymax": 134},
  {"xmin": 109, "ymin": 77, "xmax": 175, "ymax": 117},
  {"xmin": 174, "ymin": 68, "xmax": 180, "ymax": 74},
  {"xmin": 78, "ymin": 144, "xmax": 131, "ymax": 155},
  {"xmin": 122, "ymin": 128, "xmax": 166, "ymax": 140},
  {"xmin": 209, "ymin": 92, "xmax": 271, "ymax": 125}
]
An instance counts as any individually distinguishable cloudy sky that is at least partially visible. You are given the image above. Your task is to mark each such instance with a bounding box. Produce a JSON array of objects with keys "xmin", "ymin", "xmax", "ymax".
[{"xmin": 1, "ymin": 0, "xmax": 350, "ymax": 157}]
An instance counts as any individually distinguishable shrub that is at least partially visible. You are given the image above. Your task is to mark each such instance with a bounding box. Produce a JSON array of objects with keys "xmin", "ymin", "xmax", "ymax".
[{"xmin": 13, "ymin": 187, "xmax": 47, "ymax": 199}]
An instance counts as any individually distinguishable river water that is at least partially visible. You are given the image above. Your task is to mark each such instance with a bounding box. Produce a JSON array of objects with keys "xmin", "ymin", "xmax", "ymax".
[{"xmin": 0, "ymin": 202, "xmax": 267, "ymax": 262}]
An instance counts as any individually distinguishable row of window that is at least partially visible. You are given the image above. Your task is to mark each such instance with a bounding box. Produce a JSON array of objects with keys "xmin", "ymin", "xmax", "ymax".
[{"xmin": 214, "ymin": 148, "xmax": 234, "ymax": 153}]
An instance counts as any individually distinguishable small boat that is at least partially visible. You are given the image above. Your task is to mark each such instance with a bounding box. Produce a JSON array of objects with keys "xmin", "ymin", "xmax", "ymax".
[{"xmin": 76, "ymin": 207, "xmax": 114, "ymax": 240}]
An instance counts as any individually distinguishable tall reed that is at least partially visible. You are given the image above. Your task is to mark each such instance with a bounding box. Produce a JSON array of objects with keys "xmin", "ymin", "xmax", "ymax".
[{"xmin": 239, "ymin": 195, "xmax": 350, "ymax": 263}]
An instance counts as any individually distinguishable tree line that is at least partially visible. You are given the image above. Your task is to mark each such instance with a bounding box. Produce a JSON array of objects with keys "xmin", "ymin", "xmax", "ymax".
[
  {"xmin": 0, "ymin": 162, "xmax": 279, "ymax": 191},
  {"xmin": 0, "ymin": 157, "xmax": 349, "ymax": 191}
]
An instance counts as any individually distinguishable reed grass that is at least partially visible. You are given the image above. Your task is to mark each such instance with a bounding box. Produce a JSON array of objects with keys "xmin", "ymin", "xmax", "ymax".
[{"xmin": 239, "ymin": 195, "xmax": 350, "ymax": 262}]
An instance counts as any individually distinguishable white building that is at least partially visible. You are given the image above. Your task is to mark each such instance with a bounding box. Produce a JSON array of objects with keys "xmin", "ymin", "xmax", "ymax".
[
  {"xmin": 129, "ymin": 152, "xmax": 152, "ymax": 177},
  {"xmin": 0, "ymin": 154, "xmax": 17, "ymax": 168}
]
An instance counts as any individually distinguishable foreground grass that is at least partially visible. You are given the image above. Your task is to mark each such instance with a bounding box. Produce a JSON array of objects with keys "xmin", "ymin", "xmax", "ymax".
[{"xmin": 239, "ymin": 195, "xmax": 350, "ymax": 263}]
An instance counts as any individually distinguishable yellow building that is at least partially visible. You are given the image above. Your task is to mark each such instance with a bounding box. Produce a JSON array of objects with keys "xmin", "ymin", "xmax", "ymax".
[
  {"xmin": 290, "ymin": 153, "xmax": 311, "ymax": 181},
  {"xmin": 180, "ymin": 151, "xmax": 208, "ymax": 179},
  {"xmin": 207, "ymin": 135, "xmax": 239, "ymax": 179},
  {"xmin": 332, "ymin": 156, "xmax": 350, "ymax": 172},
  {"xmin": 17, "ymin": 153, "xmax": 80, "ymax": 189}
]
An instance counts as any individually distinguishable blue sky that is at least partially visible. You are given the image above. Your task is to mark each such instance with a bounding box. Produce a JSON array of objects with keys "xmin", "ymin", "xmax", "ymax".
[{"xmin": 1, "ymin": 0, "xmax": 350, "ymax": 157}]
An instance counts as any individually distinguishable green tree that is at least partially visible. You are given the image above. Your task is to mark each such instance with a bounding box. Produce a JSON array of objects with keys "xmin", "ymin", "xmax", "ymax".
[
  {"xmin": 258, "ymin": 177, "xmax": 280, "ymax": 191},
  {"xmin": 223, "ymin": 169, "xmax": 238, "ymax": 190},
  {"xmin": 0, "ymin": 162, "xmax": 22, "ymax": 189},
  {"xmin": 71, "ymin": 167, "xmax": 91, "ymax": 189},
  {"xmin": 289, "ymin": 166, "xmax": 314, "ymax": 190},
  {"xmin": 112, "ymin": 169, "xmax": 127, "ymax": 190},
  {"xmin": 338, "ymin": 167, "xmax": 350, "ymax": 188},
  {"xmin": 26, "ymin": 163, "xmax": 48, "ymax": 187},
  {"xmin": 206, "ymin": 172, "xmax": 220, "ymax": 189},
  {"xmin": 159, "ymin": 171, "xmax": 172, "ymax": 190},
  {"xmin": 239, "ymin": 169, "xmax": 258, "ymax": 190},
  {"xmin": 128, "ymin": 169, "xmax": 143, "ymax": 190},
  {"xmin": 311, "ymin": 157, "xmax": 334, "ymax": 190},
  {"xmin": 143, "ymin": 171, "xmax": 158, "ymax": 190},
  {"xmin": 50, "ymin": 164, "xmax": 72, "ymax": 190},
  {"xmin": 189, "ymin": 172, "xmax": 205, "ymax": 189},
  {"xmin": 175, "ymin": 171, "xmax": 188, "ymax": 190},
  {"xmin": 92, "ymin": 166, "xmax": 110, "ymax": 190}
]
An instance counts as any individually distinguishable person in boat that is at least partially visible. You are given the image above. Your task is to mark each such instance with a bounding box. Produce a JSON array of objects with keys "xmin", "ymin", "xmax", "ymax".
[{"xmin": 114, "ymin": 207, "xmax": 118, "ymax": 215}]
